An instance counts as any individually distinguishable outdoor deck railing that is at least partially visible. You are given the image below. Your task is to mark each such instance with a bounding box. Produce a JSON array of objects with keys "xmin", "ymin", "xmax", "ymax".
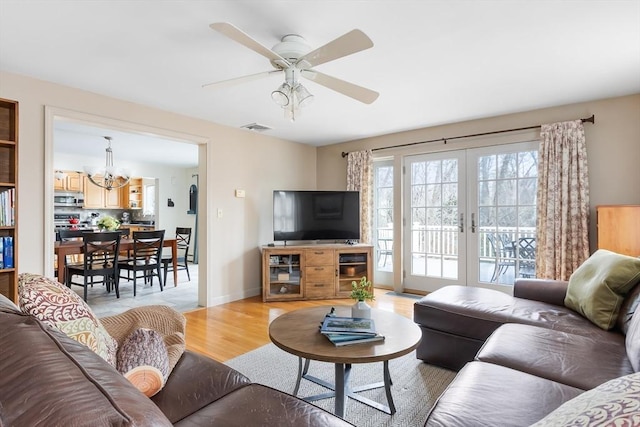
[{"xmin": 377, "ymin": 226, "xmax": 535, "ymax": 258}]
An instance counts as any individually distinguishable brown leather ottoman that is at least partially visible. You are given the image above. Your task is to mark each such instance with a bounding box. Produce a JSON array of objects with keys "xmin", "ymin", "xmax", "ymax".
[{"xmin": 414, "ymin": 286, "xmax": 517, "ymax": 370}]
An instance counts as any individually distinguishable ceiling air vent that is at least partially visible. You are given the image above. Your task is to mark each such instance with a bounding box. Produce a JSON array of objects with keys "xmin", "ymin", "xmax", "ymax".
[{"xmin": 241, "ymin": 123, "xmax": 272, "ymax": 132}]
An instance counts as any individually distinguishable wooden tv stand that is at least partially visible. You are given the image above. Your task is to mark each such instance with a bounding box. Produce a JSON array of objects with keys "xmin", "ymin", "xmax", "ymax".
[{"xmin": 261, "ymin": 244, "xmax": 373, "ymax": 302}]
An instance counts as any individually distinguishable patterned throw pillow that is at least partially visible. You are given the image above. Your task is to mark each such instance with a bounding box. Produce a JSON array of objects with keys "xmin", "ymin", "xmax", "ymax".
[
  {"xmin": 530, "ymin": 372, "xmax": 640, "ymax": 426},
  {"xmin": 117, "ymin": 328, "xmax": 169, "ymax": 397},
  {"xmin": 18, "ymin": 273, "xmax": 117, "ymax": 367}
]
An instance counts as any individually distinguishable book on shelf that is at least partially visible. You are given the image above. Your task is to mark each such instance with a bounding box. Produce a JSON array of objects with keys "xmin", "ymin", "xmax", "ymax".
[
  {"xmin": 324, "ymin": 333, "xmax": 385, "ymax": 347},
  {"xmin": 3, "ymin": 236, "xmax": 13, "ymax": 268},
  {"xmin": 320, "ymin": 315, "xmax": 377, "ymax": 335}
]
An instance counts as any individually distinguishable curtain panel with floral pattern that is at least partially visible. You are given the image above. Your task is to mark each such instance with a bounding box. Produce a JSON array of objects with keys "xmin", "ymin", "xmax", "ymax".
[
  {"xmin": 346, "ymin": 150, "xmax": 373, "ymax": 244},
  {"xmin": 536, "ymin": 120, "xmax": 590, "ymax": 280}
]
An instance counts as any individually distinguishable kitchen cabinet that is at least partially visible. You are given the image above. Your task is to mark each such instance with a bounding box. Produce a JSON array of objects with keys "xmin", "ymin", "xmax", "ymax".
[
  {"xmin": 123, "ymin": 225, "xmax": 155, "ymax": 233},
  {"xmin": 126, "ymin": 177, "xmax": 143, "ymax": 209},
  {"xmin": 54, "ymin": 171, "xmax": 84, "ymax": 192},
  {"xmin": 83, "ymin": 177, "xmax": 125, "ymax": 209}
]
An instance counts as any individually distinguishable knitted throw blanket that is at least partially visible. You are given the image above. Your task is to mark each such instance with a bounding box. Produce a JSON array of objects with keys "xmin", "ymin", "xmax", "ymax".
[{"xmin": 100, "ymin": 305, "xmax": 186, "ymax": 374}]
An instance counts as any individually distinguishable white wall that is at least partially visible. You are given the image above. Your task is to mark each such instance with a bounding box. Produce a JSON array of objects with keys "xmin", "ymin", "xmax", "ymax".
[{"xmin": 1, "ymin": 70, "xmax": 317, "ymax": 307}]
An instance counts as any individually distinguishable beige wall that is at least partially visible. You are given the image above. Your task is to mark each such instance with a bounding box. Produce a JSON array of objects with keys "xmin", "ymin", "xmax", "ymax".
[
  {"xmin": 0, "ymin": 71, "xmax": 317, "ymax": 306},
  {"xmin": 317, "ymin": 94, "xmax": 640, "ymax": 254}
]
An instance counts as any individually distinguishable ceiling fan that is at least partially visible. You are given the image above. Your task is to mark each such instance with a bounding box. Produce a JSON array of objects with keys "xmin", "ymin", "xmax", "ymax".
[{"xmin": 204, "ymin": 22, "xmax": 379, "ymax": 121}]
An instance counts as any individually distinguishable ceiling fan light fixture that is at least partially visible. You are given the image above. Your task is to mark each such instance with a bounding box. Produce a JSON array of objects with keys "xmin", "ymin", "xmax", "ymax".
[
  {"xmin": 293, "ymin": 83, "xmax": 314, "ymax": 108},
  {"xmin": 271, "ymin": 82, "xmax": 291, "ymax": 106}
]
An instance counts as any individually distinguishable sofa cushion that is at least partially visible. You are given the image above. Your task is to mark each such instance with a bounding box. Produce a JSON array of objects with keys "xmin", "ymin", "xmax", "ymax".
[
  {"xmin": 174, "ymin": 384, "xmax": 353, "ymax": 427},
  {"xmin": 18, "ymin": 273, "xmax": 117, "ymax": 366},
  {"xmin": 530, "ymin": 372, "xmax": 640, "ymax": 426},
  {"xmin": 626, "ymin": 308, "xmax": 640, "ymax": 372},
  {"xmin": 476, "ymin": 323, "xmax": 633, "ymax": 390},
  {"xmin": 564, "ymin": 249, "xmax": 640, "ymax": 330},
  {"xmin": 617, "ymin": 282, "xmax": 640, "ymax": 334},
  {"xmin": 425, "ymin": 361, "xmax": 583, "ymax": 427},
  {"xmin": 117, "ymin": 328, "xmax": 170, "ymax": 397}
]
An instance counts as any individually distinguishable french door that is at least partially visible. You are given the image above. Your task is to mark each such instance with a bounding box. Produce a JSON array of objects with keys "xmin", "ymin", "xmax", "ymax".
[{"xmin": 403, "ymin": 142, "xmax": 538, "ymax": 293}]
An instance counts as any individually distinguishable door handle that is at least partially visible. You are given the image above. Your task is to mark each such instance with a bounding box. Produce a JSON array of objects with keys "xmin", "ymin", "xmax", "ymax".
[
  {"xmin": 471, "ymin": 213, "xmax": 476, "ymax": 233},
  {"xmin": 459, "ymin": 213, "xmax": 464, "ymax": 233}
]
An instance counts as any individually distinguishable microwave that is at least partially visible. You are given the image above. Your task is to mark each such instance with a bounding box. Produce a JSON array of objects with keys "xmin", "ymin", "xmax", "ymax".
[{"xmin": 54, "ymin": 191, "xmax": 84, "ymax": 207}]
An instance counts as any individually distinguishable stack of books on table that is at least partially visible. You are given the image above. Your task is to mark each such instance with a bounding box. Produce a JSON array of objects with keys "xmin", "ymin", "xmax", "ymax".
[{"xmin": 320, "ymin": 315, "xmax": 385, "ymax": 347}]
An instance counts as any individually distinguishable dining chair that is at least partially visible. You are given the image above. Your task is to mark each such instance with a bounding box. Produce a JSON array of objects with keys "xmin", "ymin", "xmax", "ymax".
[
  {"xmin": 118, "ymin": 230, "xmax": 165, "ymax": 296},
  {"xmin": 161, "ymin": 227, "xmax": 191, "ymax": 287},
  {"xmin": 516, "ymin": 237, "xmax": 536, "ymax": 278},
  {"xmin": 116, "ymin": 227, "xmax": 132, "ymax": 266},
  {"xmin": 66, "ymin": 231, "xmax": 121, "ymax": 301},
  {"xmin": 56, "ymin": 229, "xmax": 91, "ymax": 281}
]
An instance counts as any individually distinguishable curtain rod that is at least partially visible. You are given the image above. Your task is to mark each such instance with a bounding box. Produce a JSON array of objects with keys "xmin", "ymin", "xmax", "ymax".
[{"xmin": 341, "ymin": 114, "xmax": 595, "ymax": 158}]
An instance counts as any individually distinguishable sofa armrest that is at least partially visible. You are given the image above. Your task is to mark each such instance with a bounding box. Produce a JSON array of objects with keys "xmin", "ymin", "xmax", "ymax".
[
  {"xmin": 513, "ymin": 278, "xmax": 568, "ymax": 307},
  {"xmin": 151, "ymin": 350, "xmax": 251, "ymax": 424}
]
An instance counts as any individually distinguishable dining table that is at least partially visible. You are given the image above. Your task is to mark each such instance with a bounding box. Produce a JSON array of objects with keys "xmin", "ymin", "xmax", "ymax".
[{"xmin": 54, "ymin": 237, "xmax": 178, "ymax": 285}]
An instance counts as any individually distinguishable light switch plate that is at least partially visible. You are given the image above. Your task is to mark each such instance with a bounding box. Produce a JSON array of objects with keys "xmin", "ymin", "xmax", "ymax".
[{"xmin": 235, "ymin": 189, "xmax": 246, "ymax": 198}]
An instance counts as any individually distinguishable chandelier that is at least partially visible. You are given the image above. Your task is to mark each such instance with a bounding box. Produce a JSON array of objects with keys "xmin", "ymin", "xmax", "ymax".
[
  {"xmin": 271, "ymin": 68, "xmax": 314, "ymax": 121},
  {"xmin": 84, "ymin": 136, "xmax": 131, "ymax": 191}
]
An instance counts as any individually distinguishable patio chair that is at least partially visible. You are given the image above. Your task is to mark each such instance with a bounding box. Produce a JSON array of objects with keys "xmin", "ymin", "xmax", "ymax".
[
  {"xmin": 516, "ymin": 237, "xmax": 536, "ymax": 278},
  {"xmin": 487, "ymin": 233, "xmax": 516, "ymax": 282}
]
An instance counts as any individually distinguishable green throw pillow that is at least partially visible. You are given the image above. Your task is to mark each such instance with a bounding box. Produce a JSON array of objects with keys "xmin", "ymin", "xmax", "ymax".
[{"xmin": 565, "ymin": 249, "xmax": 640, "ymax": 330}]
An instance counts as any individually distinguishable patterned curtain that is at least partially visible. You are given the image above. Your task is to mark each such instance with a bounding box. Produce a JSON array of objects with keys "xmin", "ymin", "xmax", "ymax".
[
  {"xmin": 346, "ymin": 150, "xmax": 373, "ymax": 244},
  {"xmin": 536, "ymin": 120, "xmax": 590, "ymax": 280}
]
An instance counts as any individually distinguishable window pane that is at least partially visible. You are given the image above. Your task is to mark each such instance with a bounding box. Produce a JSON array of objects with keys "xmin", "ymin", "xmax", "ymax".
[
  {"xmin": 497, "ymin": 179, "xmax": 517, "ymax": 205},
  {"xmin": 497, "ymin": 153, "xmax": 517, "ymax": 179},
  {"xmin": 426, "ymin": 184, "xmax": 441, "ymax": 206}
]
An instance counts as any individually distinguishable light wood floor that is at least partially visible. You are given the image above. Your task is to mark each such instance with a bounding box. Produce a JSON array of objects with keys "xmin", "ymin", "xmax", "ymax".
[{"xmin": 183, "ymin": 288, "xmax": 418, "ymax": 362}]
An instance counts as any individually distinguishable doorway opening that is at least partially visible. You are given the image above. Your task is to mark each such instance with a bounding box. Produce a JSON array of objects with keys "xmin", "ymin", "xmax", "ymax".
[{"xmin": 44, "ymin": 106, "xmax": 208, "ymax": 310}]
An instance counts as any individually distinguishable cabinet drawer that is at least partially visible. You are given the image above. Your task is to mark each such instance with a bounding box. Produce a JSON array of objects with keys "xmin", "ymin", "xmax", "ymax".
[
  {"xmin": 305, "ymin": 249, "xmax": 334, "ymax": 266},
  {"xmin": 305, "ymin": 281, "xmax": 334, "ymax": 298},
  {"xmin": 305, "ymin": 266, "xmax": 334, "ymax": 282}
]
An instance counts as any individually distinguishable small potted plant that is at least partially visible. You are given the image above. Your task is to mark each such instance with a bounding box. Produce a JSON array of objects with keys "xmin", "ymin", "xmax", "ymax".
[
  {"xmin": 97, "ymin": 215, "xmax": 120, "ymax": 231},
  {"xmin": 350, "ymin": 276, "xmax": 374, "ymax": 318}
]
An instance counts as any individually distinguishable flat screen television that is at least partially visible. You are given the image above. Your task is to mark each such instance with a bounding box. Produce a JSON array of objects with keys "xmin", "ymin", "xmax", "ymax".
[{"xmin": 273, "ymin": 190, "xmax": 360, "ymax": 242}]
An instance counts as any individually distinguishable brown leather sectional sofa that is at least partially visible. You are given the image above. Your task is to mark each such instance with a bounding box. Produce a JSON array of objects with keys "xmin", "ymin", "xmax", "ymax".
[
  {"xmin": 0, "ymin": 294, "xmax": 351, "ymax": 426},
  {"xmin": 414, "ymin": 279, "xmax": 640, "ymax": 426}
]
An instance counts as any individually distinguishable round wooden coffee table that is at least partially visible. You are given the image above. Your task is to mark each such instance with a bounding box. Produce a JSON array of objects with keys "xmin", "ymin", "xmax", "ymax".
[{"xmin": 269, "ymin": 305, "xmax": 421, "ymax": 418}]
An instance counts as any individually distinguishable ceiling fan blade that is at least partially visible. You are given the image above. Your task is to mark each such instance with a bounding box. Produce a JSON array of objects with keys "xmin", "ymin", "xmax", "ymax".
[
  {"xmin": 297, "ymin": 29, "xmax": 373, "ymax": 68},
  {"xmin": 202, "ymin": 70, "xmax": 281, "ymax": 90},
  {"xmin": 301, "ymin": 70, "xmax": 379, "ymax": 104},
  {"xmin": 210, "ymin": 22, "xmax": 290, "ymax": 67}
]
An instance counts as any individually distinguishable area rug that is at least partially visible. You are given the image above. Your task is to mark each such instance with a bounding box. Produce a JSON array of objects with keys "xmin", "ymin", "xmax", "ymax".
[{"xmin": 225, "ymin": 343, "xmax": 455, "ymax": 427}]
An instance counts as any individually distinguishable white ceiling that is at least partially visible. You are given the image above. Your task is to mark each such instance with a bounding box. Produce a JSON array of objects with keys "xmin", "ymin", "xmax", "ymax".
[{"xmin": 1, "ymin": 1, "xmax": 639, "ymax": 148}]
